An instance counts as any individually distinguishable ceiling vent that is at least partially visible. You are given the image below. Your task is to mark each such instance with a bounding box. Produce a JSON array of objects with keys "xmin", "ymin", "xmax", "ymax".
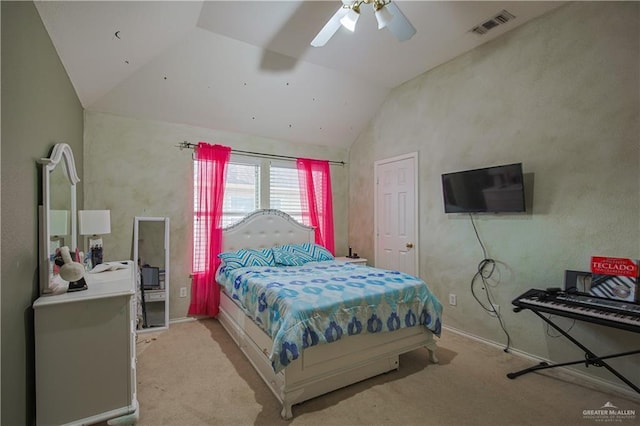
[{"xmin": 470, "ymin": 10, "xmax": 515, "ymax": 36}]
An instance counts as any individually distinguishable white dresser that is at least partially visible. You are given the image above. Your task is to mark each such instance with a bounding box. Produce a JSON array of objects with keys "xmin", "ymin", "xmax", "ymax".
[{"xmin": 34, "ymin": 261, "xmax": 138, "ymax": 426}]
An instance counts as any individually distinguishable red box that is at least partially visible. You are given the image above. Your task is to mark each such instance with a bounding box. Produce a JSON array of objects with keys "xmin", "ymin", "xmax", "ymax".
[
  {"xmin": 590, "ymin": 257, "xmax": 639, "ymax": 278},
  {"xmin": 590, "ymin": 257, "xmax": 639, "ymax": 302}
]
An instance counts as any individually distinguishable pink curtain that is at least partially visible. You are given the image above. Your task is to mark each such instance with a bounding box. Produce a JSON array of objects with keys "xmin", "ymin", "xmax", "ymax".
[
  {"xmin": 189, "ymin": 142, "xmax": 231, "ymax": 317},
  {"xmin": 296, "ymin": 158, "xmax": 335, "ymax": 255}
]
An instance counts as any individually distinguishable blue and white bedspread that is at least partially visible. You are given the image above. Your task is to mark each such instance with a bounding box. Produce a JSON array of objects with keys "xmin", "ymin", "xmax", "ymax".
[{"xmin": 216, "ymin": 260, "xmax": 442, "ymax": 373}]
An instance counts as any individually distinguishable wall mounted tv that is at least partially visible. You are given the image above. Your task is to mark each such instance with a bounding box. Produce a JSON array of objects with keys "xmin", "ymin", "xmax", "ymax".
[{"xmin": 442, "ymin": 163, "xmax": 526, "ymax": 213}]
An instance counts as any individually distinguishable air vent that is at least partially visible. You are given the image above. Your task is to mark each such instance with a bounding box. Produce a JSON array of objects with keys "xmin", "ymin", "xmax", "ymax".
[{"xmin": 470, "ymin": 10, "xmax": 516, "ymax": 36}]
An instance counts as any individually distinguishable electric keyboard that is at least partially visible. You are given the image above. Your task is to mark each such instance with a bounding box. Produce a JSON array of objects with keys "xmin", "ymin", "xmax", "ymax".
[
  {"xmin": 512, "ymin": 289, "xmax": 640, "ymax": 333},
  {"xmin": 509, "ymin": 288, "xmax": 640, "ymax": 394}
]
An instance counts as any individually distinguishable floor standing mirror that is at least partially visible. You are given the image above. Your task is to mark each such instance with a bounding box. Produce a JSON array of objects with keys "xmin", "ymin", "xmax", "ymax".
[{"xmin": 134, "ymin": 216, "xmax": 170, "ymax": 332}]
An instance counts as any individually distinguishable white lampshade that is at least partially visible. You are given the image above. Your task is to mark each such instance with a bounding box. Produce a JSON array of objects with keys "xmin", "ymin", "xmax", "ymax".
[
  {"xmin": 50, "ymin": 210, "xmax": 69, "ymax": 236},
  {"xmin": 375, "ymin": 5, "xmax": 394, "ymax": 29},
  {"xmin": 340, "ymin": 9, "xmax": 360, "ymax": 32},
  {"xmin": 78, "ymin": 210, "xmax": 111, "ymax": 236}
]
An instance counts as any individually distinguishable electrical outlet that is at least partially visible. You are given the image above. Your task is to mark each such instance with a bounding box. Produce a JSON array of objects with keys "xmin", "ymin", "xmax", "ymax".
[
  {"xmin": 489, "ymin": 304, "xmax": 499, "ymax": 317},
  {"xmin": 179, "ymin": 287, "xmax": 187, "ymax": 298},
  {"xmin": 449, "ymin": 293, "xmax": 457, "ymax": 306}
]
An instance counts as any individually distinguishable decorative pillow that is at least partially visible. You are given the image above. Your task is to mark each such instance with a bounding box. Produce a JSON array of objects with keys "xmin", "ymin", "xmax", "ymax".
[
  {"xmin": 218, "ymin": 248, "xmax": 275, "ymax": 270},
  {"xmin": 273, "ymin": 243, "xmax": 334, "ymax": 266},
  {"xmin": 296, "ymin": 243, "xmax": 334, "ymax": 262},
  {"xmin": 272, "ymin": 247, "xmax": 309, "ymax": 266}
]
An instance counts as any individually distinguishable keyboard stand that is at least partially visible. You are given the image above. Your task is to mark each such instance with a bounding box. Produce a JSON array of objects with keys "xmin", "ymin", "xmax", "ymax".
[{"xmin": 507, "ymin": 308, "xmax": 640, "ymax": 394}]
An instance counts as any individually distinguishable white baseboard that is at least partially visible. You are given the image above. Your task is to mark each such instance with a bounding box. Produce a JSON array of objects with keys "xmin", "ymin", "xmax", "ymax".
[
  {"xmin": 169, "ymin": 317, "xmax": 198, "ymax": 325},
  {"xmin": 442, "ymin": 325, "xmax": 640, "ymax": 401}
]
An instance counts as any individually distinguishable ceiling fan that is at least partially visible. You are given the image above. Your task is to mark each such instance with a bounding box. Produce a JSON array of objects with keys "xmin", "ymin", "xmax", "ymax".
[{"xmin": 311, "ymin": 0, "xmax": 416, "ymax": 47}]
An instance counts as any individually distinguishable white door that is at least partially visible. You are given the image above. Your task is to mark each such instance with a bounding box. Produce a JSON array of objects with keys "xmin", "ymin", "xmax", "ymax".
[{"xmin": 374, "ymin": 153, "xmax": 419, "ymax": 275}]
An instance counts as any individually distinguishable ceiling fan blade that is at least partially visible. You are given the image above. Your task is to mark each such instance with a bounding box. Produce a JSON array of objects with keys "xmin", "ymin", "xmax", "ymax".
[
  {"xmin": 310, "ymin": 6, "xmax": 349, "ymax": 47},
  {"xmin": 386, "ymin": 2, "xmax": 416, "ymax": 42}
]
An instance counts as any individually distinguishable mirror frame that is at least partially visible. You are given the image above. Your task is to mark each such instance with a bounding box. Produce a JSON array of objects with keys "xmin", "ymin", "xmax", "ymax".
[
  {"xmin": 38, "ymin": 143, "xmax": 80, "ymax": 295},
  {"xmin": 134, "ymin": 216, "xmax": 170, "ymax": 332}
]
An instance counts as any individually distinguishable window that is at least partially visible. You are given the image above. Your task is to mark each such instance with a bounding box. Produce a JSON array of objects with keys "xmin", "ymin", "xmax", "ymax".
[
  {"xmin": 269, "ymin": 164, "xmax": 302, "ymax": 222},
  {"xmin": 193, "ymin": 158, "xmax": 303, "ymax": 225},
  {"xmin": 195, "ymin": 158, "xmax": 305, "ymax": 225},
  {"xmin": 192, "ymin": 161, "xmax": 258, "ymax": 272},
  {"xmin": 221, "ymin": 162, "xmax": 259, "ymax": 227},
  {"xmin": 193, "ymin": 158, "xmax": 303, "ymax": 268}
]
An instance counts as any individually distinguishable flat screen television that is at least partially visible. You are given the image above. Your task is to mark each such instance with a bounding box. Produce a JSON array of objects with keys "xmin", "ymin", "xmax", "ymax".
[{"xmin": 442, "ymin": 163, "xmax": 525, "ymax": 213}]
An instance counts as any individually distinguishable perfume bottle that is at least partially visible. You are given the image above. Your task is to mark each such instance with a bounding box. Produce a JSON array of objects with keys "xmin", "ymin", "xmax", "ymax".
[{"xmin": 83, "ymin": 251, "xmax": 93, "ymax": 271}]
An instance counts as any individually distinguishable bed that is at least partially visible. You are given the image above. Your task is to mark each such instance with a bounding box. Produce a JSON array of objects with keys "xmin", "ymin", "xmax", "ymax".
[{"xmin": 216, "ymin": 209, "xmax": 442, "ymax": 419}]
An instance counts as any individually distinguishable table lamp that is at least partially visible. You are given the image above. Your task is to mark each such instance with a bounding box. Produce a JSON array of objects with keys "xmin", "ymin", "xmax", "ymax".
[{"xmin": 78, "ymin": 210, "xmax": 111, "ymax": 267}]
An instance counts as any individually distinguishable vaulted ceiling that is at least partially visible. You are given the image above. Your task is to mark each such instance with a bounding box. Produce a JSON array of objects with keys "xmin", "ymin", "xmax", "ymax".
[{"xmin": 35, "ymin": 1, "xmax": 564, "ymax": 148}]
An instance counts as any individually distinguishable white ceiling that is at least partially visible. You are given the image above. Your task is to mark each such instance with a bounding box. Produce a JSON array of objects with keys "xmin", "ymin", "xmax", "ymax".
[{"xmin": 35, "ymin": 1, "xmax": 564, "ymax": 148}]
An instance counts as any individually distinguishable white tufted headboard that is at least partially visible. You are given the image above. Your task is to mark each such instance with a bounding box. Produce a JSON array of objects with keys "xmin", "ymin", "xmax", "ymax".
[{"xmin": 222, "ymin": 209, "xmax": 315, "ymax": 252}]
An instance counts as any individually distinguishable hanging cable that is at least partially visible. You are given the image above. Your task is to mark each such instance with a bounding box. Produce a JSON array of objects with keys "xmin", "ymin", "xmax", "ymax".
[
  {"xmin": 176, "ymin": 141, "xmax": 346, "ymax": 166},
  {"xmin": 545, "ymin": 315, "xmax": 576, "ymax": 338},
  {"xmin": 469, "ymin": 214, "xmax": 512, "ymax": 353}
]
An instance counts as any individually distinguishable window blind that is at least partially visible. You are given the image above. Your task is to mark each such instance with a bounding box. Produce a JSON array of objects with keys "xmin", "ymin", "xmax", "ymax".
[{"xmin": 269, "ymin": 164, "xmax": 302, "ymax": 223}]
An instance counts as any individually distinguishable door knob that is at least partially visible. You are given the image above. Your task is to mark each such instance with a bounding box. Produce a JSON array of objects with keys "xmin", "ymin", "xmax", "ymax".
[{"xmin": 406, "ymin": 242, "xmax": 414, "ymax": 249}]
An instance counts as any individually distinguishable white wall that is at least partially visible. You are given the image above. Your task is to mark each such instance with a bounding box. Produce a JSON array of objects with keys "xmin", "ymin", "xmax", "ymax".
[
  {"xmin": 349, "ymin": 2, "xmax": 639, "ymax": 390},
  {"xmin": 83, "ymin": 111, "xmax": 349, "ymax": 320}
]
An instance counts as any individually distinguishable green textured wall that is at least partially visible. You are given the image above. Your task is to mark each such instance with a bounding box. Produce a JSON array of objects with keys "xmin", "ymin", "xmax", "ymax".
[
  {"xmin": 349, "ymin": 1, "xmax": 639, "ymax": 389},
  {"xmin": 1, "ymin": 2, "xmax": 83, "ymax": 424},
  {"xmin": 83, "ymin": 111, "xmax": 349, "ymax": 321}
]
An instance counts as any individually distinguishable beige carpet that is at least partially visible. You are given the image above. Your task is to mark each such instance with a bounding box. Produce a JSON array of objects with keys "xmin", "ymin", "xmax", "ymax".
[{"xmin": 135, "ymin": 319, "xmax": 639, "ymax": 426}]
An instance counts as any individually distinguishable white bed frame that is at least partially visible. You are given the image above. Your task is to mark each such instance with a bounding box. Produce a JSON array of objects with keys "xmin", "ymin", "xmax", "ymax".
[{"xmin": 217, "ymin": 209, "xmax": 438, "ymax": 419}]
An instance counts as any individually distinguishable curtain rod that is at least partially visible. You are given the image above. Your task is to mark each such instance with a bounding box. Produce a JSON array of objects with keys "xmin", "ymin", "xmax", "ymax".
[{"xmin": 176, "ymin": 141, "xmax": 346, "ymax": 166}]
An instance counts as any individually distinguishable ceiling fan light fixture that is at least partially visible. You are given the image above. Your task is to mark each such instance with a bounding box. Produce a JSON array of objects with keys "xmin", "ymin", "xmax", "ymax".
[
  {"xmin": 375, "ymin": 3, "xmax": 394, "ymax": 29},
  {"xmin": 310, "ymin": 0, "xmax": 414, "ymax": 47},
  {"xmin": 340, "ymin": 6, "xmax": 360, "ymax": 32}
]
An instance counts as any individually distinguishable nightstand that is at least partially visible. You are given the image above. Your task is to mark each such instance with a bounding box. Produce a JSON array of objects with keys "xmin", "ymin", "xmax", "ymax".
[{"xmin": 335, "ymin": 256, "xmax": 368, "ymax": 265}]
